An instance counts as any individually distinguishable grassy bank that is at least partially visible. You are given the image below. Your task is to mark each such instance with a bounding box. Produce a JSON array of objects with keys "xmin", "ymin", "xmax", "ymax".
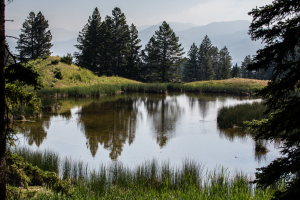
[
  {"xmin": 9, "ymin": 147, "xmax": 282, "ymax": 200},
  {"xmin": 35, "ymin": 79, "xmax": 267, "ymax": 98},
  {"xmin": 217, "ymin": 102, "xmax": 269, "ymax": 129}
]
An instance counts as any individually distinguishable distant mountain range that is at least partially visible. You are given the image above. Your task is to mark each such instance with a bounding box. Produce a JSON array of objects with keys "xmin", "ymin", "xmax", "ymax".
[{"xmin": 6, "ymin": 20, "xmax": 264, "ymax": 64}]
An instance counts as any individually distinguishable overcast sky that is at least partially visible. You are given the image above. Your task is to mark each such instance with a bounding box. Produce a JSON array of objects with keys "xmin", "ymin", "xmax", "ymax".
[{"xmin": 6, "ymin": 0, "xmax": 273, "ymax": 31}]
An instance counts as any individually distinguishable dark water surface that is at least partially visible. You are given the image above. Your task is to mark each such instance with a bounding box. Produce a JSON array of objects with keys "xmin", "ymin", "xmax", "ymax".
[{"xmin": 16, "ymin": 93, "xmax": 280, "ymax": 173}]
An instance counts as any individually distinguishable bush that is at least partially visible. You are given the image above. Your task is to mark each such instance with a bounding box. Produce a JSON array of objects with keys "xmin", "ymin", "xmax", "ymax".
[
  {"xmin": 60, "ymin": 53, "xmax": 73, "ymax": 65},
  {"xmin": 51, "ymin": 60, "xmax": 59, "ymax": 65},
  {"xmin": 54, "ymin": 71, "xmax": 63, "ymax": 80}
]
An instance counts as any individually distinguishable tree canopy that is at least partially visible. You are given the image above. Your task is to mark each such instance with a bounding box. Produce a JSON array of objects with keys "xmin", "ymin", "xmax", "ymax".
[
  {"xmin": 144, "ymin": 21, "xmax": 184, "ymax": 83},
  {"xmin": 246, "ymin": 0, "xmax": 300, "ymax": 199},
  {"xmin": 16, "ymin": 11, "xmax": 52, "ymax": 62}
]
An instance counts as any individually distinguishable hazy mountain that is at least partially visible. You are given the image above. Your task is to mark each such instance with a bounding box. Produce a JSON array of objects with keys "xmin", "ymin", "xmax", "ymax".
[
  {"xmin": 139, "ymin": 20, "xmax": 264, "ymax": 64},
  {"xmin": 52, "ymin": 38, "xmax": 77, "ymax": 57},
  {"xmin": 6, "ymin": 20, "xmax": 264, "ymax": 64},
  {"xmin": 139, "ymin": 22, "xmax": 199, "ymax": 47}
]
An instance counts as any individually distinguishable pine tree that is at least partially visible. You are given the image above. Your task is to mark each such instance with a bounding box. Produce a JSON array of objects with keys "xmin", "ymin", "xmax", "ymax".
[
  {"xmin": 231, "ymin": 63, "xmax": 240, "ymax": 78},
  {"xmin": 184, "ymin": 43, "xmax": 199, "ymax": 82},
  {"xmin": 110, "ymin": 7, "xmax": 130, "ymax": 76},
  {"xmin": 203, "ymin": 52, "xmax": 214, "ymax": 80},
  {"xmin": 74, "ymin": 8, "xmax": 102, "ymax": 74},
  {"xmin": 198, "ymin": 35, "xmax": 212, "ymax": 80},
  {"xmin": 144, "ymin": 21, "xmax": 184, "ymax": 83},
  {"xmin": 219, "ymin": 46, "xmax": 232, "ymax": 79},
  {"xmin": 241, "ymin": 55, "xmax": 253, "ymax": 78},
  {"xmin": 246, "ymin": 1, "xmax": 300, "ymax": 198},
  {"xmin": 210, "ymin": 46, "xmax": 220, "ymax": 80},
  {"xmin": 16, "ymin": 11, "xmax": 52, "ymax": 62},
  {"xmin": 125, "ymin": 24, "xmax": 142, "ymax": 80}
]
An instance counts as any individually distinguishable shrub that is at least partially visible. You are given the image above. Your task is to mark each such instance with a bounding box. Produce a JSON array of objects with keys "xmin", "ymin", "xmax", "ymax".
[
  {"xmin": 60, "ymin": 53, "xmax": 73, "ymax": 65},
  {"xmin": 51, "ymin": 60, "xmax": 59, "ymax": 65},
  {"xmin": 54, "ymin": 71, "xmax": 63, "ymax": 80}
]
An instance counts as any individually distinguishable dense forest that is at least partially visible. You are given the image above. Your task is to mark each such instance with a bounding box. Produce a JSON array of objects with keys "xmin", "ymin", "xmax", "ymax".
[{"xmin": 14, "ymin": 7, "xmax": 272, "ymax": 83}]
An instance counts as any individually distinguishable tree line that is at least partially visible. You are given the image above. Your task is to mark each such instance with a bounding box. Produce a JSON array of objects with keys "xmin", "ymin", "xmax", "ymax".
[{"xmin": 14, "ymin": 7, "xmax": 272, "ymax": 83}]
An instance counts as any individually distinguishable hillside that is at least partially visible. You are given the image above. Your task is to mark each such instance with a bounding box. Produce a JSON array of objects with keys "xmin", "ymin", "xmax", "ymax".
[{"xmin": 28, "ymin": 56, "xmax": 140, "ymax": 88}]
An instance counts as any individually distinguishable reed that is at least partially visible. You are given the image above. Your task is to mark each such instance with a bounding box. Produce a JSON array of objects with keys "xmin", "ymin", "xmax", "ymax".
[
  {"xmin": 11, "ymin": 147, "xmax": 283, "ymax": 199},
  {"xmin": 217, "ymin": 102, "xmax": 268, "ymax": 129}
]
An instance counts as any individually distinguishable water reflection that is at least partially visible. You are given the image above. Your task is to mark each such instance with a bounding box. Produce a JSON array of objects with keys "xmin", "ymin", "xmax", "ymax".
[
  {"xmin": 144, "ymin": 94, "xmax": 183, "ymax": 148},
  {"xmin": 77, "ymin": 97, "xmax": 139, "ymax": 159},
  {"xmin": 15, "ymin": 93, "xmax": 279, "ymax": 169}
]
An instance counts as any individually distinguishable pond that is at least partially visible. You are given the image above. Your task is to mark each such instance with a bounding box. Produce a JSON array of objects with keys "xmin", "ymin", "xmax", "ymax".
[{"xmin": 16, "ymin": 93, "xmax": 280, "ymax": 173}]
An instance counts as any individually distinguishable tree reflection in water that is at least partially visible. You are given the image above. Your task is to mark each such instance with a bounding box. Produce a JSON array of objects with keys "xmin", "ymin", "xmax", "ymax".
[
  {"xmin": 77, "ymin": 97, "xmax": 140, "ymax": 159},
  {"xmin": 144, "ymin": 94, "xmax": 183, "ymax": 148}
]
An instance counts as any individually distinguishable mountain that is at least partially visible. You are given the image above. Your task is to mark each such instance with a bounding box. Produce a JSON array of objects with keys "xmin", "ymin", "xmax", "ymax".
[
  {"xmin": 138, "ymin": 20, "xmax": 264, "ymax": 64},
  {"xmin": 6, "ymin": 21, "xmax": 264, "ymax": 64}
]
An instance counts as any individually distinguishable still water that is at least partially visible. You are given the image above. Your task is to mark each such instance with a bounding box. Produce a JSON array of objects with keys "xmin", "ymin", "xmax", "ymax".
[{"xmin": 16, "ymin": 93, "xmax": 280, "ymax": 173}]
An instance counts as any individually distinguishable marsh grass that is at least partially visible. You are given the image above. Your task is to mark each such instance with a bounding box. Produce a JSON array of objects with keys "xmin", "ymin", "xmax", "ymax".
[
  {"xmin": 217, "ymin": 102, "xmax": 268, "ymax": 129},
  {"xmin": 12, "ymin": 147, "xmax": 283, "ymax": 199},
  {"xmin": 36, "ymin": 78, "xmax": 267, "ymax": 98}
]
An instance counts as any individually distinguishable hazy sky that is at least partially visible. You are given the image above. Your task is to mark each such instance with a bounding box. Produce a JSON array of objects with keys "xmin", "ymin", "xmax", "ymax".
[{"xmin": 6, "ymin": 0, "xmax": 273, "ymax": 31}]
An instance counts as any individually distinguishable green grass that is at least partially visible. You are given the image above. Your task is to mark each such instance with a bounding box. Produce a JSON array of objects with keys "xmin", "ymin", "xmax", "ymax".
[
  {"xmin": 217, "ymin": 101, "xmax": 269, "ymax": 129},
  {"xmin": 10, "ymin": 147, "xmax": 283, "ymax": 200}
]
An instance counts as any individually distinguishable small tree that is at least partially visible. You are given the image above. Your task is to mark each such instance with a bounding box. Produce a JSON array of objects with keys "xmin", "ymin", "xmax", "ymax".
[
  {"xmin": 184, "ymin": 43, "xmax": 199, "ymax": 82},
  {"xmin": 16, "ymin": 11, "xmax": 52, "ymax": 62},
  {"xmin": 219, "ymin": 46, "xmax": 232, "ymax": 79},
  {"xmin": 144, "ymin": 21, "xmax": 184, "ymax": 83}
]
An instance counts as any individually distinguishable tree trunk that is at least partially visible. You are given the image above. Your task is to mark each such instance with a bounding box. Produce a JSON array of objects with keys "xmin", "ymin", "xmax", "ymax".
[{"xmin": 0, "ymin": 0, "xmax": 6, "ymax": 199}]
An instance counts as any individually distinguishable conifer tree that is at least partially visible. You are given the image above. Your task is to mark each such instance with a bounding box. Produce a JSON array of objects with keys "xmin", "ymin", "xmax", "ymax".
[
  {"xmin": 110, "ymin": 7, "xmax": 130, "ymax": 76},
  {"xmin": 203, "ymin": 52, "xmax": 214, "ymax": 80},
  {"xmin": 246, "ymin": 1, "xmax": 300, "ymax": 198},
  {"xmin": 16, "ymin": 11, "xmax": 52, "ymax": 62},
  {"xmin": 241, "ymin": 55, "xmax": 253, "ymax": 78},
  {"xmin": 231, "ymin": 63, "xmax": 240, "ymax": 78},
  {"xmin": 219, "ymin": 46, "xmax": 232, "ymax": 79},
  {"xmin": 198, "ymin": 35, "xmax": 212, "ymax": 80},
  {"xmin": 184, "ymin": 43, "xmax": 199, "ymax": 82},
  {"xmin": 144, "ymin": 21, "xmax": 184, "ymax": 83},
  {"xmin": 125, "ymin": 24, "xmax": 142, "ymax": 80},
  {"xmin": 210, "ymin": 46, "xmax": 220, "ymax": 80},
  {"xmin": 74, "ymin": 7, "xmax": 102, "ymax": 74}
]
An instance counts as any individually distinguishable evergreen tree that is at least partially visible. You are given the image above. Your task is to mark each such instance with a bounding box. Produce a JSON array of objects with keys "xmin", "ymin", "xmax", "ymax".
[
  {"xmin": 241, "ymin": 55, "xmax": 253, "ymax": 78},
  {"xmin": 125, "ymin": 24, "xmax": 142, "ymax": 80},
  {"xmin": 210, "ymin": 46, "xmax": 220, "ymax": 80},
  {"xmin": 246, "ymin": 1, "xmax": 300, "ymax": 198},
  {"xmin": 74, "ymin": 8, "xmax": 102, "ymax": 74},
  {"xmin": 16, "ymin": 11, "xmax": 52, "ymax": 62},
  {"xmin": 184, "ymin": 43, "xmax": 199, "ymax": 82},
  {"xmin": 144, "ymin": 21, "xmax": 184, "ymax": 83},
  {"xmin": 110, "ymin": 7, "xmax": 130, "ymax": 76},
  {"xmin": 203, "ymin": 52, "xmax": 214, "ymax": 80},
  {"xmin": 198, "ymin": 35, "xmax": 212, "ymax": 80},
  {"xmin": 231, "ymin": 63, "xmax": 240, "ymax": 78},
  {"xmin": 219, "ymin": 46, "xmax": 232, "ymax": 79}
]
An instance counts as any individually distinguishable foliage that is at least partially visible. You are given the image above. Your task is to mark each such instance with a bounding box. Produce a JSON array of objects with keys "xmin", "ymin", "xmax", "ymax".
[
  {"xmin": 183, "ymin": 43, "xmax": 199, "ymax": 82},
  {"xmin": 51, "ymin": 60, "xmax": 59, "ymax": 65},
  {"xmin": 144, "ymin": 21, "xmax": 184, "ymax": 83},
  {"xmin": 74, "ymin": 8, "xmax": 102, "ymax": 74},
  {"xmin": 16, "ymin": 11, "xmax": 53, "ymax": 62},
  {"xmin": 60, "ymin": 53, "xmax": 72, "ymax": 65},
  {"xmin": 217, "ymin": 102, "xmax": 268, "ymax": 129},
  {"xmin": 245, "ymin": 0, "xmax": 300, "ymax": 199},
  {"xmin": 6, "ymin": 151, "xmax": 71, "ymax": 199}
]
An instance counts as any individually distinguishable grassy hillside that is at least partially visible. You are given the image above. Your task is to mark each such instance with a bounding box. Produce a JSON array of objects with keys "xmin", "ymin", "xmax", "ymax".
[{"xmin": 29, "ymin": 56, "xmax": 140, "ymax": 88}]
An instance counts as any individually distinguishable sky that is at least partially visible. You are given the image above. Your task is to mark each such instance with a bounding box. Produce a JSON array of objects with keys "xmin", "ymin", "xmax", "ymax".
[{"xmin": 6, "ymin": 0, "xmax": 273, "ymax": 31}]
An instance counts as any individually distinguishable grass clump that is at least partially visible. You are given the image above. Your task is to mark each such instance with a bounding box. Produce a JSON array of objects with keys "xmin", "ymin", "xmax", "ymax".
[
  {"xmin": 217, "ymin": 101, "xmax": 269, "ymax": 129},
  {"xmin": 11, "ymin": 147, "xmax": 283, "ymax": 200}
]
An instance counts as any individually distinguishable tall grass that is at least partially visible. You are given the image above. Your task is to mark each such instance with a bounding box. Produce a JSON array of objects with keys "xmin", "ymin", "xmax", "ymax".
[
  {"xmin": 217, "ymin": 102, "xmax": 268, "ymax": 129},
  {"xmin": 36, "ymin": 80, "xmax": 264, "ymax": 98},
  {"xmin": 11, "ymin": 147, "xmax": 283, "ymax": 199}
]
